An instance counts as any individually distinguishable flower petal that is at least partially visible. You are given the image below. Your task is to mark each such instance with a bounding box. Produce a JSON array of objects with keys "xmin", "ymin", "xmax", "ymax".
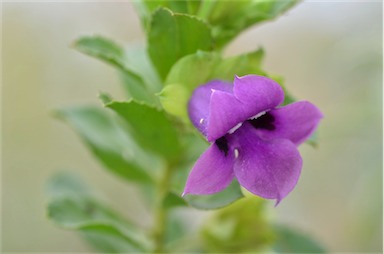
[
  {"xmin": 233, "ymin": 75, "xmax": 284, "ymax": 111},
  {"xmin": 207, "ymin": 90, "xmax": 244, "ymax": 141},
  {"xmin": 231, "ymin": 122, "xmax": 302, "ymax": 204},
  {"xmin": 255, "ymin": 101, "xmax": 323, "ymax": 146},
  {"xmin": 183, "ymin": 141, "xmax": 235, "ymax": 196},
  {"xmin": 188, "ymin": 80, "xmax": 232, "ymax": 136},
  {"xmin": 207, "ymin": 75, "xmax": 284, "ymax": 141}
]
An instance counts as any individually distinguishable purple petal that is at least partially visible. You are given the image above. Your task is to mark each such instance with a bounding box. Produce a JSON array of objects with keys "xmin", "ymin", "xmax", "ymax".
[
  {"xmin": 256, "ymin": 101, "xmax": 323, "ymax": 146},
  {"xmin": 231, "ymin": 122, "xmax": 302, "ymax": 204},
  {"xmin": 233, "ymin": 75, "xmax": 284, "ymax": 111},
  {"xmin": 207, "ymin": 90, "xmax": 244, "ymax": 141},
  {"xmin": 183, "ymin": 142, "xmax": 235, "ymax": 196},
  {"xmin": 207, "ymin": 75, "xmax": 284, "ymax": 141},
  {"xmin": 188, "ymin": 80, "xmax": 232, "ymax": 136}
]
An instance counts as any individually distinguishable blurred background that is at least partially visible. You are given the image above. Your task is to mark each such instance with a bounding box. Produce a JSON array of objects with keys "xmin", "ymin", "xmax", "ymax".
[{"xmin": 2, "ymin": 1, "xmax": 382, "ymax": 253}]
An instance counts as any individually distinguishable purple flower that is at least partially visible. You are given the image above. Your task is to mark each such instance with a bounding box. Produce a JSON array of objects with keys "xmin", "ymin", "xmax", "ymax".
[{"xmin": 182, "ymin": 75, "xmax": 323, "ymax": 204}]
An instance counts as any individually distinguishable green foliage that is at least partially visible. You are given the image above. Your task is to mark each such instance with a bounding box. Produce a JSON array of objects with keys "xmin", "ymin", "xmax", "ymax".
[
  {"xmin": 55, "ymin": 106, "xmax": 155, "ymax": 184},
  {"xmin": 123, "ymin": 46, "xmax": 163, "ymax": 96},
  {"xmin": 148, "ymin": 8, "xmax": 213, "ymax": 80},
  {"xmin": 105, "ymin": 100, "xmax": 182, "ymax": 162},
  {"xmin": 184, "ymin": 181, "xmax": 244, "ymax": 210},
  {"xmin": 135, "ymin": 0, "xmax": 202, "ymax": 29},
  {"xmin": 198, "ymin": 0, "xmax": 300, "ymax": 48},
  {"xmin": 307, "ymin": 130, "xmax": 319, "ymax": 147},
  {"xmin": 201, "ymin": 196, "xmax": 274, "ymax": 252},
  {"xmin": 273, "ymin": 225, "xmax": 327, "ymax": 253},
  {"xmin": 74, "ymin": 36, "xmax": 157, "ymax": 104},
  {"xmin": 162, "ymin": 192, "xmax": 187, "ymax": 209},
  {"xmin": 163, "ymin": 211, "xmax": 189, "ymax": 250},
  {"xmin": 201, "ymin": 195, "xmax": 326, "ymax": 253},
  {"xmin": 160, "ymin": 49, "xmax": 265, "ymax": 121},
  {"xmin": 47, "ymin": 172, "xmax": 151, "ymax": 252}
]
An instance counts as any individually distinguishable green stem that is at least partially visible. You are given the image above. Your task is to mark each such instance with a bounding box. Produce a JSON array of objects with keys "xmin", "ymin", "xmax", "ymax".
[{"xmin": 152, "ymin": 162, "xmax": 173, "ymax": 253}]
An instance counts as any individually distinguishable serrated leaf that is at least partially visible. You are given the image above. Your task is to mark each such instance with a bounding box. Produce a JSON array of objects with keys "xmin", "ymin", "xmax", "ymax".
[
  {"xmin": 273, "ymin": 225, "xmax": 326, "ymax": 253},
  {"xmin": 198, "ymin": 0, "xmax": 300, "ymax": 48},
  {"xmin": 74, "ymin": 36, "xmax": 156, "ymax": 104},
  {"xmin": 56, "ymin": 106, "xmax": 155, "ymax": 184},
  {"xmin": 105, "ymin": 100, "xmax": 182, "ymax": 162},
  {"xmin": 160, "ymin": 49, "xmax": 265, "ymax": 121},
  {"xmin": 135, "ymin": 0, "xmax": 203, "ymax": 30},
  {"xmin": 184, "ymin": 180, "xmax": 244, "ymax": 210},
  {"xmin": 148, "ymin": 8, "xmax": 213, "ymax": 80},
  {"xmin": 47, "ymin": 172, "xmax": 151, "ymax": 252}
]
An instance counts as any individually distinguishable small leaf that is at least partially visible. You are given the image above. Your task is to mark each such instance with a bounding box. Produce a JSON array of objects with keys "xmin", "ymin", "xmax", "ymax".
[
  {"xmin": 273, "ymin": 225, "xmax": 327, "ymax": 253},
  {"xmin": 148, "ymin": 8, "xmax": 213, "ymax": 80},
  {"xmin": 47, "ymin": 172, "xmax": 151, "ymax": 252},
  {"xmin": 199, "ymin": 0, "xmax": 300, "ymax": 48},
  {"xmin": 134, "ymin": 0, "xmax": 202, "ymax": 29},
  {"xmin": 105, "ymin": 100, "xmax": 182, "ymax": 162},
  {"xmin": 184, "ymin": 180, "xmax": 244, "ymax": 210},
  {"xmin": 163, "ymin": 192, "xmax": 187, "ymax": 209},
  {"xmin": 73, "ymin": 36, "xmax": 156, "ymax": 104},
  {"xmin": 46, "ymin": 171, "xmax": 89, "ymax": 197},
  {"xmin": 306, "ymin": 130, "xmax": 319, "ymax": 148},
  {"xmin": 56, "ymin": 106, "xmax": 155, "ymax": 184}
]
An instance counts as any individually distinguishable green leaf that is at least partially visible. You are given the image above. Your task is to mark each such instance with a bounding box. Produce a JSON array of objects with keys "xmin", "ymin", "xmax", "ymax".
[
  {"xmin": 201, "ymin": 196, "xmax": 274, "ymax": 252},
  {"xmin": 123, "ymin": 46, "xmax": 163, "ymax": 95},
  {"xmin": 306, "ymin": 130, "xmax": 319, "ymax": 148},
  {"xmin": 273, "ymin": 225, "xmax": 326, "ymax": 253},
  {"xmin": 198, "ymin": 0, "xmax": 300, "ymax": 48},
  {"xmin": 73, "ymin": 36, "xmax": 156, "ymax": 104},
  {"xmin": 164, "ymin": 211, "xmax": 189, "ymax": 250},
  {"xmin": 47, "ymin": 171, "xmax": 90, "ymax": 197},
  {"xmin": 184, "ymin": 180, "xmax": 244, "ymax": 210},
  {"xmin": 163, "ymin": 192, "xmax": 187, "ymax": 209},
  {"xmin": 55, "ymin": 106, "xmax": 155, "ymax": 184},
  {"xmin": 47, "ymin": 172, "xmax": 151, "ymax": 252},
  {"xmin": 148, "ymin": 8, "xmax": 213, "ymax": 80},
  {"xmin": 80, "ymin": 224, "xmax": 147, "ymax": 253},
  {"xmin": 105, "ymin": 100, "xmax": 182, "ymax": 162},
  {"xmin": 160, "ymin": 49, "xmax": 265, "ymax": 121},
  {"xmin": 134, "ymin": 0, "xmax": 203, "ymax": 30}
]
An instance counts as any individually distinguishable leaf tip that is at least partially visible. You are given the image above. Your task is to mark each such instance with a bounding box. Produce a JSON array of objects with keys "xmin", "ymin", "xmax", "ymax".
[{"xmin": 98, "ymin": 91, "xmax": 113, "ymax": 105}]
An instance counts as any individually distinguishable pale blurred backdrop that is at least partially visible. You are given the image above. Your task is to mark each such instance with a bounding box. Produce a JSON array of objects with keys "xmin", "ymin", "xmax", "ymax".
[{"xmin": 2, "ymin": 1, "xmax": 382, "ymax": 253}]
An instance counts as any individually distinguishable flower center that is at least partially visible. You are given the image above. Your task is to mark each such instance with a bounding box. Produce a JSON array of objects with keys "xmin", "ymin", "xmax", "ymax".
[
  {"xmin": 215, "ymin": 136, "xmax": 229, "ymax": 156},
  {"xmin": 248, "ymin": 112, "xmax": 275, "ymax": 130}
]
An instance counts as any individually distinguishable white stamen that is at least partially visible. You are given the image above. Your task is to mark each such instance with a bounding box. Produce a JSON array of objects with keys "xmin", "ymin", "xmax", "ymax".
[
  {"xmin": 250, "ymin": 110, "xmax": 267, "ymax": 120},
  {"xmin": 199, "ymin": 118, "xmax": 204, "ymax": 124},
  {"xmin": 234, "ymin": 149, "xmax": 239, "ymax": 158},
  {"xmin": 228, "ymin": 122, "xmax": 242, "ymax": 134}
]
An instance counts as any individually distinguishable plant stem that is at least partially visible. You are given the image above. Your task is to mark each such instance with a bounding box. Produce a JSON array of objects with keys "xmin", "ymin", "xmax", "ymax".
[{"xmin": 152, "ymin": 162, "xmax": 173, "ymax": 253}]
